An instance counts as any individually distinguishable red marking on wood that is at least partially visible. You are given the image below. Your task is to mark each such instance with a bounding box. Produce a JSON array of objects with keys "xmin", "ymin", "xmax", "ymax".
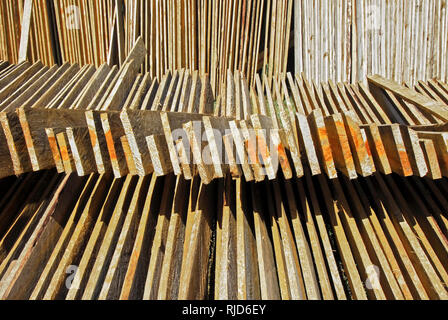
[
  {"xmin": 318, "ymin": 127, "xmax": 333, "ymax": 162},
  {"xmin": 398, "ymin": 150, "xmax": 413, "ymax": 176},
  {"xmin": 365, "ymin": 140, "xmax": 372, "ymax": 157},
  {"xmin": 257, "ymin": 135, "xmax": 270, "ymax": 162},
  {"xmin": 59, "ymin": 144, "xmax": 69, "ymax": 162},
  {"xmin": 88, "ymin": 128, "xmax": 97, "ymax": 147},
  {"xmin": 104, "ymin": 129, "xmax": 118, "ymax": 162},
  {"xmin": 336, "ymin": 120, "xmax": 355, "ymax": 167},
  {"xmin": 373, "ymin": 135, "xmax": 387, "ymax": 159},
  {"xmin": 245, "ymin": 139, "xmax": 259, "ymax": 165},
  {"xmin": 48, "ymin": 136, "xmax": 61, "ymax": 162},
  {"xmin": 277, "ymin": 142, "xmax": 291, "ymax": 173}
]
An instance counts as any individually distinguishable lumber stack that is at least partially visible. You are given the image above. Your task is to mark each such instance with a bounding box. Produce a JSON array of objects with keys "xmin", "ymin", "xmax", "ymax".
[
  {"xmin": 1, "ymin": 0, "xmax": 115, "ymax": 67},
  {"xmin": 0, "ymin": 1, "xmax": 21, "ymax": 64},
  {"xmin": 0, "ymin": 0, "xmax": 57, "ymax": 66},
  {"xmin": 112, "ymin": 0, "xmax": 293, "ymax": 96},
  {"xmin": 2, "ymin": 42, "xmax": 448, "ymax": 183},
  {"xmin": 294, "ymin": 0, "xmax": 448, "ymax": 84},
  {"xmin": 1, "ymin": 0, "xmax": 448, "ymax": 302},
  {"xmin": 3, "ymin": 1, "xmax": 448, "ymax": 86},
  {"xmin": 52, "ymin": 0, "xmax": 114, "ymax": 67},
  {"xmin": 2, "ymin": 0, "xmax": 293, "ymax": 97},
  {"xmin": 0, "ymin": 164, "xmax": 447, "ymax": 299}
]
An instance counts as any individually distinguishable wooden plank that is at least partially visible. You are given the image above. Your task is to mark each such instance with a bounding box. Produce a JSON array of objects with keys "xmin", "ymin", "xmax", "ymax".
[
  {"xmin": 250, "ymin": 181, "xmax": 280, "ymax": 300},
  {"xmin": 118, "ymin": 174, "xmax": 163, "ymax": 299},
  {"xmin": 81, "ymin": 175, "xmax": 138, "ymax": 300},
  {"xmin": 157, "ymin": 176, "xmax": 191, "ymax": 300},
  {"xmin": 98, "ymin": 175, "xmax": 152, "ymax": 300},
  {"xmin": 67, "ymin": 127, "xmax": 98, "ymax": 176},
  {"xmin": 325, "ymin": 113, "xmax": 358, "ymax": 179},
  {"xmin": 142, "ymin": 174, "xmax": 176, "ymax": 299},
  {"xmin": 378, "ymin": 124, "xmax": 413, "ymax": 176},
  {"xmin": 17, "ymin": 0, "xmax": 33, "ymax": 63},
  {"xmin": 341, "ymin": 113, "xmax": 375, "ymax": 177},
  {"xmin": 17, "ymin": 107, "xmax": 86, "ymax": 171},
  {"xmin": 235, "ymin": 178, "xmax": 260, "ymax": 299},
  {"xmin": 85, "ymin": 110, "xmax": 113, "ymax": 174},
  {"xmin": 65, "ymin": 177, "xmax": 126, "ymax": 300},
  {"xmin": 307, "ymin": 109, "xmax": 337, "ymax": 179},
  {"xmin": 178, "ymin": 180, "xmax": 216, "ymax": 300},
  {"xmin": 101, "ymin": 112, "xmax": 128, "ymax": 178},
  {"xmin": 368, "ymin": 75, "xmax": 448, "ymax": 121},
  {"xmin": 0, "ymin": 174, "xmax": 89, "ymax": 299},
  {"xmin": 56, "ymin": 131, "xmax": 76, "ymax": 174},
  {"xmin": 42, "ymin": 174, "xmax": 114, "ymax": 300},
  {"xmin": 214, "ymin": 177, "xmax": 237, "ymax": 300}
]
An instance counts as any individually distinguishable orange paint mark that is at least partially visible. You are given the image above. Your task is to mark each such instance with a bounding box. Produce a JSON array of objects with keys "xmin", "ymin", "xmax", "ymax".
[
  {"xmin": 245, "ymin": 139, "xmax": 259, "ymax": 165},
  {"xmin": 59, "ymin": 144, "xmax": 69, "ymax": 162},
  {"xmin": 398, "ymin": 150, "xmax": 413, "ymax": 176},
  {"xmin": 48, "ymin": 136, "xmax": 62, "ymax": 163},
  {"xmin": 318, "ymin": 127, "xmax": 328, "ymax": 140},
  {"xmin": 335, "ymin": 121, "xmax": 354, "ymax": 165},
  {"xmin": 334, "ymin": 120, "xmax": 345, "ymax": 131},
  {"xmin": 88, "ymin": 128, "xmax": 97, "ymax": 147},
  {"xmin": 257, "ymin": 135, "xmax": 270, "ymax": 163},
  {"xmin": 373, "ymin": 136, "xmax": 387, "ymax": 159},
  {"xmin": 349, "ymin": 126, "xmax": 363, "ymax": 150},
  {"xmin": 365, "ymin": 140, "xmax": 373, "ymax": 157},
  {"xmin": 317, "ymin": 127, "xmax": 334, "ymax": 164},
  {"xmin": 105, "ymin": 129, "xmax": 118, "ymax": 162},
  {"xmin": 277, "ymin": 142, "xmax": 292, "ymax": 173}
]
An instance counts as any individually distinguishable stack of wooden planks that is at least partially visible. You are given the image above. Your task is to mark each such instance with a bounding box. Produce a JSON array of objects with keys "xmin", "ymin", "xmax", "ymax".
[
  {"xmin": 2, "ymin": 0, "xmax": 114, "ymax": 67},
  {"xmin": 294, "ymin": 0, "xmax": 448, "ymax": 84},
  {"xmin": 6, "ymin": 0, "xmax": 293, "ymax": 97},
  {"xmin": 1, "ymin": 1, "xmax": 448, "ymax": 302},
  {"xmin": 0, "ymin": 164, "xmax": 447, "ymax": 299},
  {"xmin": 0, "ymin": 1, "xmax": 22, "ymax": 64},
  {"xmin": 2, "ymin": 44, "xmax": 448, "ymax": 184},
  {"xmin": 52, "ymin": 0, "xmax": 114, "ymax": 67},
  {"xmin": 0, "ymin": 0, "xmax": 57, "ymax": 66},
  {"xmin": 120, "ymin": 0, "xmax": 293, "ymax": 96},
  {"xmin": 3, "ymin": 1, "xmax": 448, "ymax": 87}
]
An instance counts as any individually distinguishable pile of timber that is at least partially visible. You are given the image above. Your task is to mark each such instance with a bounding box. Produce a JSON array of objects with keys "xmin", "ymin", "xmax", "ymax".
[
  {"xmin": 2, "ymin": 39, "xmax": 448, "ymax": 183},
  {"xmin": 294, "ymin": 0, "xmax": 448, "ymax": 84},
  {"xmin": 1, "ymin": 39, "xmax": 448, "ymax": 300},
  {"xmin": 2, "ymin": 0, "xmax": 114, "ymax": 67},
  {"xmin": 52, "ymin": 0, "xmax": 114, "ymax": 67},
  {"xmin": 0, "ymin": 1, "xmax": 21, "ymax": 64},
  {"xmin": 0, "ymin": 0, "xmax": 57, "ymax": 66},
  {"xmin": 6, "ymin": 0, "xmax": 293, "ymax": 98},
  {"xmin": 4, "ymin": 1, "xmax": 448, "ymax": 92},
  {"xmin": 0, "ymin": 162, "xmax": 447, "ymax": 299}
]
